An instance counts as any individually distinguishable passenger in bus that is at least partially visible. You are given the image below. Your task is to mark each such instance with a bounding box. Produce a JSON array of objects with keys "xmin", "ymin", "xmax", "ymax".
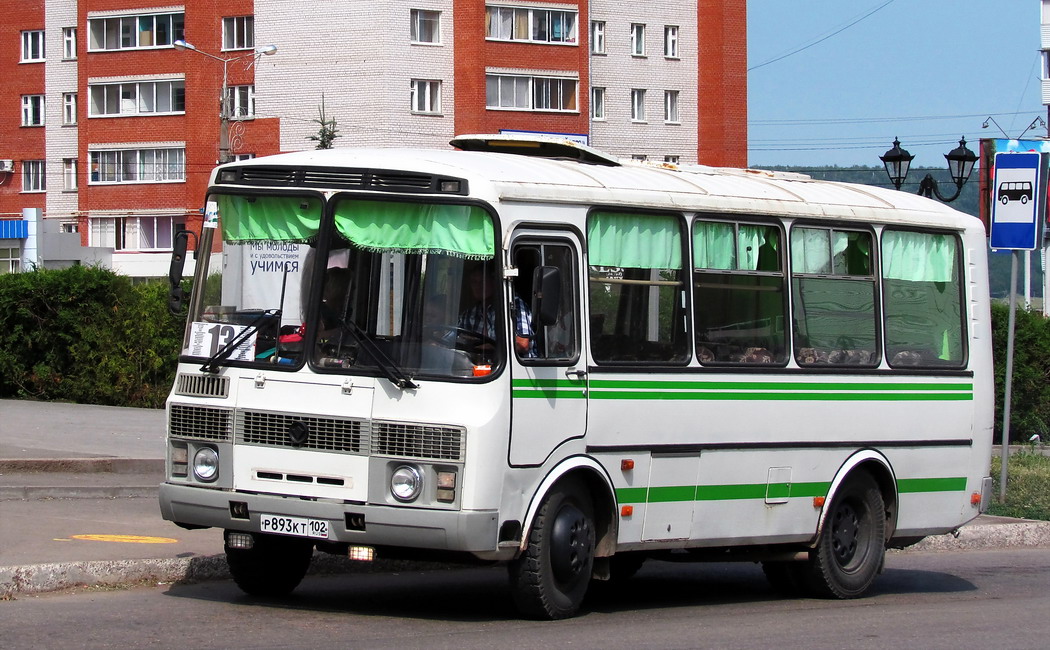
[{"xmin": 459, "ymin": 263, "xmax": 536, "ymax": 357}]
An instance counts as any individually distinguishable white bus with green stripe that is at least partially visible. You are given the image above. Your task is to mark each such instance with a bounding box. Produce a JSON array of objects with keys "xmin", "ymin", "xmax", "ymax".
[{"xmin": 160, "ymin": 134, "xmax": 993, "ymax": 619}]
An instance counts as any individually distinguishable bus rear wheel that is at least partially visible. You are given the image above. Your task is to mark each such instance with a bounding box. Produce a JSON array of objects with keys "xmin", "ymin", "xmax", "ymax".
[
  {"xmin": 509, "ymin": 479, "xmax": 596, "ymax": 619},
  {"xmin": 225, "ymin": 531, "xmax": 314, "ymax": 597},
  {"xmin": 804, "ymin": 473, "xmax": 885, "ymax": 599}
]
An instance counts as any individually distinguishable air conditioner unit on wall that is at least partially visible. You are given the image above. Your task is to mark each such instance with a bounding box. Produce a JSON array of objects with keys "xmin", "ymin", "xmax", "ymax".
[{"xmin": 0, "ymin": 160, "xmax": 13, "ymax": 173}]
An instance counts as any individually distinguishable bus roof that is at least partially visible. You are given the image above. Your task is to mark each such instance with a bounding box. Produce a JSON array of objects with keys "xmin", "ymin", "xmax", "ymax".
[{"xmin": 217, "ymin": 142, "xmax": 980, "ymax": 232}]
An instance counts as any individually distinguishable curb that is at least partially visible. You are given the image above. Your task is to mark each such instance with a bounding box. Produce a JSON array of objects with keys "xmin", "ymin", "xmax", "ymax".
[
  {"xmin": 903, "ymin": 518, "xmax": 1050, "ymax": 552},
  {"xmin": 0, "ymin": 458, "xmax": 163, "ymax": 474},
  {"xmin": 0, "ymin": 485, "xmax": 159, "ymax": 500}
]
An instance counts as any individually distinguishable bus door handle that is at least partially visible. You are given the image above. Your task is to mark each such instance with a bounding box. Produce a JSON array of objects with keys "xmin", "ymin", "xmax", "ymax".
[{"xmin": 565, "ymin": 369, "xmax": 587, "ymax": 381}]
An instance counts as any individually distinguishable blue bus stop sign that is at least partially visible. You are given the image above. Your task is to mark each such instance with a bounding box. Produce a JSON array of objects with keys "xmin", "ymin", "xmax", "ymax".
[{"xmin": 990, "ymin": 152, "xmax": 1041, "ymax": 250}]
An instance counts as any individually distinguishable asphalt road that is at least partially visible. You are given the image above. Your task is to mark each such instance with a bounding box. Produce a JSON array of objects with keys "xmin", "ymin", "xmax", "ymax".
[{"xmin": 3, "ymin": 548, "xmax": 1048, "ymax": 649}]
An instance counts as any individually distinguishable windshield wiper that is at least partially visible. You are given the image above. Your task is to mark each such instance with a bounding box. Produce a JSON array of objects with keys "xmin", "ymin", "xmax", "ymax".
[
  {"xmin": 200, "ymin": 309, "xmax": 278, "ymax": 374},
  {"xmin": 327, "ymin": 313, "xmax": 417, "ymax": 390}
]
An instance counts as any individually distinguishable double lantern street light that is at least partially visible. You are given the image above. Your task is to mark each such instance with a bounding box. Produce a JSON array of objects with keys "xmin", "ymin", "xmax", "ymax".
[
  {"xmin": 880, "ymin": 136, "xmax": 978, "ymax": 203},
  {"xmin": 172, "ymin": 39, "xmax": 277, "ymax": 164}
]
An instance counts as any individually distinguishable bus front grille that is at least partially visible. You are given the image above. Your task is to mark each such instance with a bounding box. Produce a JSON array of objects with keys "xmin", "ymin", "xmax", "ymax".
[
  {"xmin": 237, "ymin": 410, "xmax": 365, "ymax": 453},
  {"xmin": 174, "ymin": 373, "xmax": 230, "ymax": 398},
  {"xmin": 371, "ymin": 421, "xmax": 465, "ymax": 461},
  {"xmin": 169, "ymin": 404, "xmax": 233, "ymax": 441}
]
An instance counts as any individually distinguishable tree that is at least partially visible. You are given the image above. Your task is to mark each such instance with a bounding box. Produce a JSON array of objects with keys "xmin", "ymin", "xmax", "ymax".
[{"xmin": 307, "ymin": 94, "xmax": 340, "ymax": 149}]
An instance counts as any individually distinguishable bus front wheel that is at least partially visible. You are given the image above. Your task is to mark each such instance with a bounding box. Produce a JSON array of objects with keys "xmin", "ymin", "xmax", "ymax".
[
  {"xmin": 805, "ymin": 472, "xmax": 886, "ymax": 599},
  {"xmin": 225, "ymin": 531, "xmax": 314, "ymax": 597},
  {"xmin": 509, "ymin": 479, "xmax": 596, "ymax": 619}
]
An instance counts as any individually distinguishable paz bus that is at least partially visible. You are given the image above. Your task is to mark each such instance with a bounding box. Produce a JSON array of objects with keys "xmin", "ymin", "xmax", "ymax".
[{"xmin": 161, "ymin": 134, "xmax": 993, "ymax": 619}]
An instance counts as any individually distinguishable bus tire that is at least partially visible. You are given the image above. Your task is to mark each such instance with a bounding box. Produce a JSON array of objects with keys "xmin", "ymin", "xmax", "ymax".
[
  {"xmin": 225, "ymin": 532, "xmax": 314, "ymax": 597},
  {"xmin": 509, "ymin": 479, "xmax": 596, "ymax": 619},
  {"xmin": 1001, "ymin": 195, "xmax": 1009, "ymax": 205},
  {"xmin": 805, "ymin": 472, "xmax": 885, "ymax": 599}
]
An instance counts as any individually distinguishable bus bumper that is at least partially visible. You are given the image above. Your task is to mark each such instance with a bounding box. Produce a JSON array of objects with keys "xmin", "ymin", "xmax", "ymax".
[{"xmin": 159, "ymin": 482, "xmax": 500, "ymax": 554}]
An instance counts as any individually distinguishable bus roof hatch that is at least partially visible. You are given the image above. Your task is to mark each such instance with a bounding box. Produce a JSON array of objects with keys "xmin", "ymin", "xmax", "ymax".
[{"xmin": 450, "ymin": 133, "xmax": 621, "ymax": 167}]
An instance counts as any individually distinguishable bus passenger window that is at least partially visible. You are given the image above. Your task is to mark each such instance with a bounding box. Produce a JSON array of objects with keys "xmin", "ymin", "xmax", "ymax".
[
  {"xmin": 692, "ymin": 220, "xmax": 787, "ymax": 364},
  {"xmin": 588, "ymin": 211, "xmax": 689, "ymax": 364},
  {"xmin": 882, "ymin": 230, "xmax": 965, "ymax": 368},
  {"xmin": 513, "ymin": 241, "xmax": 578, "ymax": 362},
  {"xmin": 791, "ymin": 227, "xmax": 878, "ymax": 367}
]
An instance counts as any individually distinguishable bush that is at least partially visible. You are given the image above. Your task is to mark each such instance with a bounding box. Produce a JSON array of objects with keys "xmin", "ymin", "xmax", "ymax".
[
  {"xmin": 0, "ymin": 266, "xmax": 183, "ymax": 408},
  {"xmin": 991, "ymin": 302, "xmax": 1050, "ymax": 443}
]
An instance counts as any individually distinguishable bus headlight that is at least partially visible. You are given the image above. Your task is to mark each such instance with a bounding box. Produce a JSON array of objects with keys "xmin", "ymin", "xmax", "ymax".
[
  {"xmin": 192, "ymin": 447, "xmax": 219, "ymax": 482},
  {"xmin": 390, "ymin": 465, "xmax": 423, "ymax": 502}
]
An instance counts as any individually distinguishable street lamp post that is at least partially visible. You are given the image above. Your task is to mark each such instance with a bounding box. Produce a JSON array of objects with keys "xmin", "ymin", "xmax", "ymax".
[
  {"xmin": 173, "ymin": 39, "xmax": 277, "ymax": 164},
  {"xmin": 879, "ymin": 136, "xmax": 978, "ymax": 203}
]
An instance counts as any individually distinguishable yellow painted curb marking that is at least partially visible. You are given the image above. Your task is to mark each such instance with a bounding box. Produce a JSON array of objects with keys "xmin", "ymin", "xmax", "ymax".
[{"xmin": 70, "ymin": 534, "xmax": 179, "ymax": 544}]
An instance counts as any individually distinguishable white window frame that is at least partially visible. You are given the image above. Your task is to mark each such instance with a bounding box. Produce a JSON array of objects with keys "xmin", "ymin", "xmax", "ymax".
[
  {"xmin": 88, "ymin": 80, "xmax": 186, "ymax": 117},
  {"xmin": 22, "ymin": 95, "xmax": 45, "ymax": 126},
  {"xmin": 664, "ymin": 155, "xmax": 680, "ymax": 164},
  {"xmin": 89, "ymin": 215, "xmax": 176, "ymax": 251},
  {"xmin": 410, "ymin": 9, "xmax": 441, "ymax": 44},
  {"xmin": 222, "ymin": 16, "xmax": 255, "ymax": 51},
  {"xmin": 63, "ymin": 93, "xmax": 78, "ymax": 125},
  {"xmin": 411, "ymin": 79, "xmax": 442, "ymax": 114},
  {"xmin": 88, "ymin": 148, "xmax": 186, "ymax": 185},
  {"xmin": 631, "ymin": 89, "xmax": 646, "ymax": 122},
  {"xmin": 63, "ymin": 27, "xmax": 77, "ymax": 60},
  {"xmin": 63, "ymin": 159, "xmax": 78, "ymax": 191},
  {"xmin": 485, "ymin": 6, "xmax": 578, "ymax": 45},
  {"xmin": 631, "ymin": 23, "xmax": 646, "ymax": 56},
  {"xmin": 22, "ymin": 161, "xmax": 46, "ymax": 192},
  {"xmin": 664, "ymin": 25, "xmax": 679, "ymax": 58},
  {"xmin": 664, "ymin": 90, "xmax": 680, "ymax": 124},
  {"xmin": 21, "ymin": 30, "xmax": 45, "ymax": 62},
  {"xmin": 591, "ymin": 87, "xmax": 605, "ymax": 121},
  {"xmin": 1, "ymin": 247, "xmax": 23, "ymax": 274},
  {"xmin": 486, "ymin": 73, "xmax": 578, "ymax": 112},
  {"xmin": 590, "ymin": 21, "xmax": 606, "ymax": 54},
  {"xmin": 226, "ymin": 85, "xmax": 255, "ymax": 119},
  {"xmin": 87, "ymin": 13, "xmax": 184, "ymax": 51}
]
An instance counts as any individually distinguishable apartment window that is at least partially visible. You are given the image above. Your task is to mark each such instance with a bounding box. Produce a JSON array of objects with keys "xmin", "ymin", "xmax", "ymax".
[
  {"xmin": 223, "ymin": 16, "xmax": 255, "ymax": 50},
  {"xmin": 22, "ymin": 95, "xmax": 45, "ymax": 126},
  {"xmin": 226, "ymin": 85, "xmax": 255, "ymax": 119},
  {"xmin": 63, "ymin": 27, "xmax": 77, "ymax": 59},
  {"xmin": 90, "ymin": 215, "xmax": 176, "ymax": 251},
  {"xmin": 664, "ymin": 26, "xmax": 679, "ymax": 58},
  {"xmin": 88, "ymin": 13, "xmax": 184, "ymax": 51},
  {"xmin": 63, "ymin": 93, "xmax": 78, "ymax": 124},
  {"xmin": 631, "ymin": 154, "xmax": 648, "ymax": 162},
  {"xmin": 631, "ymin": 24, "xmax": 646, "ymax": 56},
  {"xmin": 21, "ymin": 31, "xmax": 45, "ymax": 61},
  {"xmin": 1, "ymin": 248, "xmax": 22, "ymax": 274},
  {"xmin": 591, "ymin": 87, "xmax": 606, "ymax": 120},
  {"xmin": 411, "ymin": 79, "xmax": 442, "ymax": 114},
  {"xmin": 63, "ymin": 159, "xmax": 78, "ymax": 191},
  {"xmin": 590, "ymin": 21, "xmax": 606, "ymax": 54},
  {"xmin": 88, "ymin": 148, "xmax": 185, "ymax": 184},
  {"xmin": 664, "ymin": 155, "xmax": 680, "ymax": 164},
  {"xmin": 631, "ymin": 89, "xmax": 646, "ymax": 122},
  {"xmin": 486, "ymin": 6, "xmax": 578, "ymax": 44},
  {"xmin": 22, "ymin": 161, "xmax": 46, "ymax": 192},
  {"xmin": 411, "ymin": 9, "xmax": 441, "ymax": 43},
  {"xmin": 664, "ymin": 90, "xmax": 680, "ymax": 123},
  {"xmin": 89, "ymin": 80, "xmax": 185, "ymax": 117},
  {"xmin": 486, "ymin": 74, "xmax": 578, "ymax": 112}
]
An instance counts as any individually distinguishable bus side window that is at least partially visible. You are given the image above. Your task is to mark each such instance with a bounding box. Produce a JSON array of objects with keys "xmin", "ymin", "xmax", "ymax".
[{"xmin": 513, "ymin": 241, "xmax": 578, "ymax": 362}]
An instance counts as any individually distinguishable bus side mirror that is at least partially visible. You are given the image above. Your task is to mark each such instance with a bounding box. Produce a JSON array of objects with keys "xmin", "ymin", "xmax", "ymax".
[
  {"xmin": 532, "ymin": 266, "xmax": 562, "ymax": 327},
  {"xmin": 168, "ymin": 230, "xmax": 191, "ymax": 315}
]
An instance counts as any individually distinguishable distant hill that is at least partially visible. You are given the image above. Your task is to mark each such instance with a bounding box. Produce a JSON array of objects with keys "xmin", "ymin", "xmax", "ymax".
[{"xmin": 754, "ymin": 165, "xmax": 1041, "ymax": 300}]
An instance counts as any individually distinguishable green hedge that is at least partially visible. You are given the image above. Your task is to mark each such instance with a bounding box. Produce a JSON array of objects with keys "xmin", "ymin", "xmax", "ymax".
[
  {"xmin": 0, "ymin": 266, "xmax": 184, "ymax": 408},
  {"xmin": 1, "ymin": 267, "xmax": 1049, "ymax": 438}
]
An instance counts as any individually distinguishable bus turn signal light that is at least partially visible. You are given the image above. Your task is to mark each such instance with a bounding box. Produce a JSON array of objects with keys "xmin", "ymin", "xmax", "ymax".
[
  {"xmin": 813, "ymin": 496, "xmax": 826, "ymax": 508},
  {"xmin": 621, "ymin": 459, "xmax": 634, "ymax": 471},
  {"xmin": 971, "ymin": 492, "xmax": 982, "ymax": 506},
  {"xmin": 621, "ymin": 505, "xmax": 633, "ymax": 517}
]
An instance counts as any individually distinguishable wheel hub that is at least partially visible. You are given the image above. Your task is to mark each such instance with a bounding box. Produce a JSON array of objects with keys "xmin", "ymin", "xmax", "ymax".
[
  {"xmin": 549, "ymin": 504, "xmax": 593, "ymax": 584},
  {"xmin": 831, "ymin": 502, "xmax": 861, "ymax": 566}
]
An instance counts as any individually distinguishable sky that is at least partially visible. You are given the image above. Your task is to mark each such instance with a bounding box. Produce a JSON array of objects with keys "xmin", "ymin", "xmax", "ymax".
[{"xmin": 747, "ymin": 0, "xmax": 1045, "ymax": 169}]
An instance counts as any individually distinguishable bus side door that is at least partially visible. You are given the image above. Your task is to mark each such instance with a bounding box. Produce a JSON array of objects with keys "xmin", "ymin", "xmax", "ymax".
[{"xmin": 509, "ymin": 233, "xmax": 587, "ymax": 466}]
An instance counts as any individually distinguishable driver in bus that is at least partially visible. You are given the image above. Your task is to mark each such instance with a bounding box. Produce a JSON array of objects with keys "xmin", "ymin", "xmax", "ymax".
[{"xmin": 459, "ymin": 262, "xmax": 536, "ymax": 358}]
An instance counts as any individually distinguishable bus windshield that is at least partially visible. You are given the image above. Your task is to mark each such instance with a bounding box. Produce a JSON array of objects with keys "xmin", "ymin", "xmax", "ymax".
[{"xmin": 182, "ymin": 192, "xmax": 503, "ymax": 381}]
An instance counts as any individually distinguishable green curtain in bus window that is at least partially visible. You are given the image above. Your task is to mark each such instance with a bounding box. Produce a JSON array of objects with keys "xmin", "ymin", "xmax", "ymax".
[
  {"xmin": 588, "ymin": 212, "xmax": 682, "ymax": 269},
  {"xmin": 791, "ymin": 228, "xmax": 831, "ymax": 274},
  {"xmin": 882, "ymin": 230, "xmax": 956, "ymax": 282},
  {"xmin": 334, "ymin": 201, "xmax": 495, "ymax": 260},
  {"xmin": 740, "ymin": 225, "xmax": 779, "ymax": 271},
  {"xmin": 693, "ymin": 221, "xmax": 736, "ymax": 270},
  {"xmin": 219, "ymin": 195, "xmax": 322, "ymax": 242}
]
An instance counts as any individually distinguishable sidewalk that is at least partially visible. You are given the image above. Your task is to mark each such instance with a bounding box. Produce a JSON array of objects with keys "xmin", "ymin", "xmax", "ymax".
[{"xmin": 2, "ymin": 398, "xmax": 1050, "ymax": 598}]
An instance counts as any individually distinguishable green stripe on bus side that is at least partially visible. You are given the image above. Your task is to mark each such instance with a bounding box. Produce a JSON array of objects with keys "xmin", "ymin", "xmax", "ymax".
[
  {"xmin": 511, "ymin": 389, "xmax": 587, "ymax": 399},
  {"xmin": 614, "ymin": 477, "xmax": 965, "ymax": 504},
  {"xmin": 590, "ymin": 390, "xmax": 971, "ymax": 402},
  {"xmin": 588, "ymin": 380, "xmax": 973, "ymax": 392}
]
